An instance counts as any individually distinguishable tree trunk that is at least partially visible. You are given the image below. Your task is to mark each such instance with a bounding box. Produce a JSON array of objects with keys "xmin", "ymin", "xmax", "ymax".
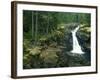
[
  {"xmin": 46, "ymin": 13, "xmax": 49, "ymax": 34},
  {"xmin": 32, "ymin": 11, "xmax": 34, "ymax": 40},
  {"xmin": 35, "ymin": 11, "xmax": 38, "ymax": 45}
]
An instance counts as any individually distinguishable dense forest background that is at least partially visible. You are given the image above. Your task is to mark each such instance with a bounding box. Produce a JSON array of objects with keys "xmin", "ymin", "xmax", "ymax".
[{"xmin": 23, "ymin": 10, "xmax": 91, "ymax": 69}]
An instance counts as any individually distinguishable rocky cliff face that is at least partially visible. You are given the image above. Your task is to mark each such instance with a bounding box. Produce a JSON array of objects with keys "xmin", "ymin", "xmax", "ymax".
[{"xmin": 77, "ymin": 26, "xmax": 91, "ymax": 53}]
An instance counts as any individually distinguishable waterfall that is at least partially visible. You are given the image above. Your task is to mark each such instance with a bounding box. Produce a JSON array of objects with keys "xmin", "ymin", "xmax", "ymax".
[{"xmin": 71, "ymin": 25, "xmax": 84, "ymax": 54}]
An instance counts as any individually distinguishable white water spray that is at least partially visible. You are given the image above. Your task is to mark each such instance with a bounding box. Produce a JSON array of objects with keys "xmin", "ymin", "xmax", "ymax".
[{"xmin": 71, "ymin": 25, "xmax": 84, "ymax": 54}]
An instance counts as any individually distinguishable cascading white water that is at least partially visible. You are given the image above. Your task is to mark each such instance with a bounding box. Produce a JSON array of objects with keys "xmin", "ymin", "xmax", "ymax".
[{"xmin": 71, "ymin": 25, "xmax": 84, "ymax": 54}]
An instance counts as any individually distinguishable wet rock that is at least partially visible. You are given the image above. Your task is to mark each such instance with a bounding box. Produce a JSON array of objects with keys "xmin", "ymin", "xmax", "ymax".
[{"xmin": 66, "ymin": 52, "xmax": 90, "ymax": 66}]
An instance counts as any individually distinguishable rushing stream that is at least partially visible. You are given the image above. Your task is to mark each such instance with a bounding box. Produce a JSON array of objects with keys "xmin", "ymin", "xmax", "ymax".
[{"xmin": 71, "ymin": 25, "xmax": 84, "ymax": 54}]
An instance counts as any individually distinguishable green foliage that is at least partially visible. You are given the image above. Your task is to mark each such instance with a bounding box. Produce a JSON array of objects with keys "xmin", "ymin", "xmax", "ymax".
[{"xmin": 23, "ymin": 10, "xmax": 91, "ymax": 69}]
